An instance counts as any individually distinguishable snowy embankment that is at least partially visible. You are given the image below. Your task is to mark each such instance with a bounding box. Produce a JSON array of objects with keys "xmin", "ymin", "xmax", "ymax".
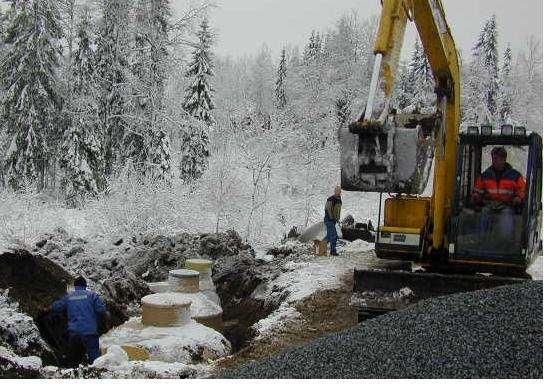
[
  {"xmin": 0, "ymin": 292, "xmax": 51, "ymax": 377},
  {"xmin": 251, "ymin": 240, "xmax": 375, "ymax": 339}
]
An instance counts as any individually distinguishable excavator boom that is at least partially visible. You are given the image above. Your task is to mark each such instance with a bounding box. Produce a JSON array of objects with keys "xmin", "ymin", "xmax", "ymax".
[{"xmin": 341, "ymin": 0, "xmax": 460, "ymax": 251}]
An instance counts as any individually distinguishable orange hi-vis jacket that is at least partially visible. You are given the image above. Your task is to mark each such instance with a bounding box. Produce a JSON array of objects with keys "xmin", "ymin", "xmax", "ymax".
[{"xmin": 473, "ymin": 163, "xmax": 526, "ymax": 203}]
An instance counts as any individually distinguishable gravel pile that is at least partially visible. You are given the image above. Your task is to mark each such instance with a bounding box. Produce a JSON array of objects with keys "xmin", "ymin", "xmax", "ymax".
[{"xmin": 218, "ymin": 281, "xmax": 543, "ymax": 379}]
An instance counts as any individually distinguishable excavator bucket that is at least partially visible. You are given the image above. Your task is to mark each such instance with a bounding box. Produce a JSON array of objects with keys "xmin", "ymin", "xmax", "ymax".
[
  {"xmin": 340, "ymin": 113, "xmax": 436, "ymax": 193},
  {"xmin": 352, "ymin": 269, "xmax": 526, "ymax": 320}
]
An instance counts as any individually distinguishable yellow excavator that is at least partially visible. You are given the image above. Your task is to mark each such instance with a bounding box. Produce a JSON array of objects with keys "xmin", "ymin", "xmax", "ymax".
[{"xmin": 341, "ymin": 0, "xmax": 542, "ymax": 319}]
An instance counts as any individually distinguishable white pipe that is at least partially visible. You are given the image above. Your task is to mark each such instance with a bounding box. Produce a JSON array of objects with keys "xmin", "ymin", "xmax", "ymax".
[{"xmin": 364, "ymin": 53, "xmax": 383, "ymax": 121}]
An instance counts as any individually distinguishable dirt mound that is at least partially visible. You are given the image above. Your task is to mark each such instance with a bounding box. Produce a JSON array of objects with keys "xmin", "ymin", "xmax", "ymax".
[
  {"xmin": 0, "ymin": 250, "xmax": 72, "ymax": 318},
  {"xmin": 0, "ymin": 290, "xmax": 55, "ymax": 369},
  {"xmin": 124, "ymin": 230, "xmax": 252, "ymax": 282}
]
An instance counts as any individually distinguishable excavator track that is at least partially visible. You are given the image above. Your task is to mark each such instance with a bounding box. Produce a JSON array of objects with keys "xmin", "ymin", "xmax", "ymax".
[{"xmin": 352, "ymin": 269, "xmax": 527, "ymax": 322}]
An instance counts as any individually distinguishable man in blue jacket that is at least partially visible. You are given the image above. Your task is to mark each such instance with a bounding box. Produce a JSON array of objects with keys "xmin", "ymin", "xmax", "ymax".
[
  {"xmin": 51, "ymin": 276, "xmax": 107, "ymax": 364},
  {"xmin": 324, "ymin": 185, "xmax": 343, "ymax": 256}
]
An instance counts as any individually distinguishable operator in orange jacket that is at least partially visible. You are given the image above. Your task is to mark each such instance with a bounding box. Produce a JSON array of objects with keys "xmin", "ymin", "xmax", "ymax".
[{"xmin": 472, "ymin": 146, "xmax": 526, "ymax": 239}]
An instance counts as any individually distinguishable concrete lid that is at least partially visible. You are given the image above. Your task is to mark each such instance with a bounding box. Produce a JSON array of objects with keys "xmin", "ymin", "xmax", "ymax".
[
  {"xmin": 185, "ymin": 258, "xmax": 213, "ymax": 271},
  {"xmin": 142, "ymin": 293, "xmax": 192, "ymax": 308},
  {"xmin": 169, "ymin": 269, "xmax": 200, "ymax": 278}
]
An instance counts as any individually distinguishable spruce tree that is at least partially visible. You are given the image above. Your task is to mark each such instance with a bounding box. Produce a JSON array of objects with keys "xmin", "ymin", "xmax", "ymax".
[
  {"xmin": 179, "ymin": 117, "xmax": 209, "ymax": 182},
  {"xmin": 408, "ymin": 39, "xmax": 434, "ymax": 109},
  {"xmin": 182, "ymin": 18, "xmax": 215, "ymax": 124},
  {"xmin": 0, "ymin": 0, "xmax": 63, "ymax": 190},
  {"xmin": 145, "ymin": 0, "xmax": 172, "ymax": 180},
  {"xmin": 125, "ymin": 0, "xmax": 151, "ymax": 172},
  {"xmin": 274, "ymin": 48, "xmax": 287, "ymax": 109},
  {"xmin": 125, "ymin": 0, "xmax": 172, "ymax": 181},
  {"xmin": 59, "ymin": 5, "xmax": 104, "ymax": 203},
  {"xmin": 96, "ymin": 0, "xmax": 131, "ymax": 177},
  {"xmin": 180, "ymin": 18, "xmax": 214, "ymax": 181},
  {"xmin": 303, "ymin": 31, "xmax": 321, "ymax": 64},
  {"xmin": 472, "ymin": 15, "xmax": 499, "ymax": 121},
  {"xmin": 394, "ymin": 59, "xmax": 413, "ymax": 110},
  {"xmin": 499, "ymin": 45, "xmax": 513, "ymax": 123}
]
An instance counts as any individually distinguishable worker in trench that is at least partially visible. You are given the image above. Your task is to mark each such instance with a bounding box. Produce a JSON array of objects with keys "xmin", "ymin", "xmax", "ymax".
[
  {"xmin": 472, "ymin": 146, "xmax": 526, "ymax": 242},
  {"xmin": 45, "ymin": 276, "xmax": 110, "ymax": 366},
  {"xmin": 324, "ymin": 185, "xmax": 343, "ymax": 256}
]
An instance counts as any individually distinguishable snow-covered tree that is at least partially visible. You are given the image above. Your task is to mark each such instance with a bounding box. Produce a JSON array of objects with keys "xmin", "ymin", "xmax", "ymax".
[
  {"xmin": 394, "ymin": 59, "xmax": 412, "ymax": 109},
  {"xmin": 303, "ymin": 30, "xmax": 322, "ymax": 64},
  {"xmin": 513, "ymin": 35, "xmax": 542, "ymax": 131},
  {"xmin": 180, "ymin": 17, "xmax": 214, "ymax": 181},
  {"xmin": 182, "ymin": 17, "xmax": 215, "ymax": 125},
  {"xmin": 335, "ymin": 89, "xmax": 351, "ymax": 127},
  {"xmin": 470, "ymin": 15, "xmax": 499, "ymax": 122},
  {"xmin": 146, "ymin": 0, "xmax": 172, "ymax": 180},
  {"xmin": 179, "ymin": 116, "xmax": 209, "ymax": 182},
  {"xmin": 408, "ymin": 39, "xmax": 434, "ymax": 109},
  {"xmin": 59, "ymin": 5, "xmax": 104, "ymax": 203},
  {"xmin": 96, "ymin": 0, "xmax": 131, "ymax": 177},
  {"xmin": 0, "ymin": 0, "xmax": 63, "ymax": 190},
  {"xmin": 126, "ymin": 0, "xmax": 172, "ymax": 177},
  {"xmin": 58, "ymin": 115, "xmax": 100, "ymax": 206},
  {"xmin": 499, "ymin": 45, "xmax": 513, "ymax": 123},
  {"xmin": 249, "ymin": 44, "xmax": 274, "ymax": 122},
  {"xmin": 274, "ymin": 48, "xmax": 287, "ymax": 109},
  {"xmin": 124, "ymin": 0, "xmax": 150, "ymax": 171}
]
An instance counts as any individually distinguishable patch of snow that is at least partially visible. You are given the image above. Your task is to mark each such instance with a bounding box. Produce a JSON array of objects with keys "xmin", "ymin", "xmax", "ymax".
[
  {"xmin": 528, "ymin": 254, "xmax": 543, "ymax": 280},
  {"xmin": 252, "ymin": 302, "xmax": 301, "ymax": 338},
  {"xmin": 92, "ymin": 345, "xmax": 129, "ymax": 368},
  {"xmin": 142, "ymin": 293, "xmax": 192, "ymax": 307},
  {"xmin": 283, "ymin": 260, "xmax": 308, "ymax": 270},
  {"xmin": 0, "ymin": 290, "xmax": 49, "ymax": 355},
  {"xmin": 100, "ymin": 317, "xmax": 230, "ymax": 364},
  {"xmin": 251, "ymin": 255, "xmax": 364, "ymax": 339},
  {"xmin": 341, "ymin": 239, "xmax": 375, "ymax": 253},
  {"xmin": 169, "ymin": 292, "xmax": 222, "ymax": 318},
  {"xmin": 93, "ymin": 355, "xmax": 207, "ymax": 379},
  {"xmin": 254, "ymin": 250, "xmax": 274, "ymax": 262},
  {"xmin": 0, "ymin": 345, "xmax": 42, "ymax": 370}
]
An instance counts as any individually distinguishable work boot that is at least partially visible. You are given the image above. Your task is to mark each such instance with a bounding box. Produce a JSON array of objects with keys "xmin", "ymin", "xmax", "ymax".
[{"xmin": 330, "ymin": 251, "xmax": 339, "ymax": 256}]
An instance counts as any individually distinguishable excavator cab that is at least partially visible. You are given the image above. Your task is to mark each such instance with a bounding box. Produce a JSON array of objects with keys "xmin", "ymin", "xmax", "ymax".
[{"xmin": 448, "ymin": 128, "xmax": 542, "ymax": 271}]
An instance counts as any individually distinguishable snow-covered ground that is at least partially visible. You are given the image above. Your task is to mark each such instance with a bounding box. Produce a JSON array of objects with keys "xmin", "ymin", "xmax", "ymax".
[{"xmin": 251, "ymin": 240, "xmax": 375, "ymax": 339}]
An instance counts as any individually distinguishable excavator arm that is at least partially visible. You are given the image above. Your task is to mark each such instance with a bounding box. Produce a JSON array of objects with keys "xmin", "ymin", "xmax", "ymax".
[{"xmin": 342, "ymin": 0, "xmax": 460, "ymax": 251}]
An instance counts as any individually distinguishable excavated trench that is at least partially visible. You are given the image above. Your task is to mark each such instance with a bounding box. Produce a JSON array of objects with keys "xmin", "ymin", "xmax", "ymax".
[
  {"xmin": 0, "ymin": 233, "xmax": 351, "ymax": 369},
  {"xmin": 0, "ymin": 250, "xmax": 148, "ymax": 368},
  {"xmin": 0, "ymin": 248, "xmax": 276, "ymax": 367}
]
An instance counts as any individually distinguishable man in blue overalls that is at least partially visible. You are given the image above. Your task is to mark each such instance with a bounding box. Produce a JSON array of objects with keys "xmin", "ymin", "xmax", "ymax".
[
  {"xmin": 324, "ymin": 185, "xmax": 343, "ymax": 256},
  {"xmin": 51, "ymin": 276, "xmax": 107, "ymax": 364}
]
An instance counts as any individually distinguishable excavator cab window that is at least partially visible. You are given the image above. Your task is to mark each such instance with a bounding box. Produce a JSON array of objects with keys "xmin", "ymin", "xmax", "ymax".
[{"xmin": 450, "ymin": 132, "xmax": 542, "ymax": 265}]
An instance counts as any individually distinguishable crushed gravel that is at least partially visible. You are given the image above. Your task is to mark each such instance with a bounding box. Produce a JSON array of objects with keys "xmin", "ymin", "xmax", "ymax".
[{"xmin": 217, "ymin": 281, "xmax": 543, "ymax": 379}]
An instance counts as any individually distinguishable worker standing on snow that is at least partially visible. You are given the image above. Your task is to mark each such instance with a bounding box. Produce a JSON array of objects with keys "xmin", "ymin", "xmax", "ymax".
[
  {"xmin": 49, "ymin": 276, "xmax": 108, "ymax": 365},
  {"xmin": 324, "ymin": 185, "xmax": 343, "ymax": 256}
]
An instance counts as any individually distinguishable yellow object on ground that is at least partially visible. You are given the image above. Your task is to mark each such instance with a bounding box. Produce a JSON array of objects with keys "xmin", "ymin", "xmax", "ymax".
[
  {"xmin": 141, "ymin": 293, "xmax": 192, "ymax": 327},
  {"xmin": 314, "ymin": 240, "xmax": 328, "ymax": 256},
  {"xmin": 185, "ymin": 258, "xmax": 213, "ymax": 272},
  {"xmin": 121, "ymin": 345, "xmax": 150, "ymax": 361},
  {"xmin": 169, "ymin": 269, "xmax": 200, "ymax": 293}
]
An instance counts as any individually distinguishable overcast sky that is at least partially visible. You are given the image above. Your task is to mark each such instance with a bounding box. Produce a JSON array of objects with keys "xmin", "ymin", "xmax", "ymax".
[{"xmin": 174, "ymin": 0, "xmax": 543, "ymax": 59}]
